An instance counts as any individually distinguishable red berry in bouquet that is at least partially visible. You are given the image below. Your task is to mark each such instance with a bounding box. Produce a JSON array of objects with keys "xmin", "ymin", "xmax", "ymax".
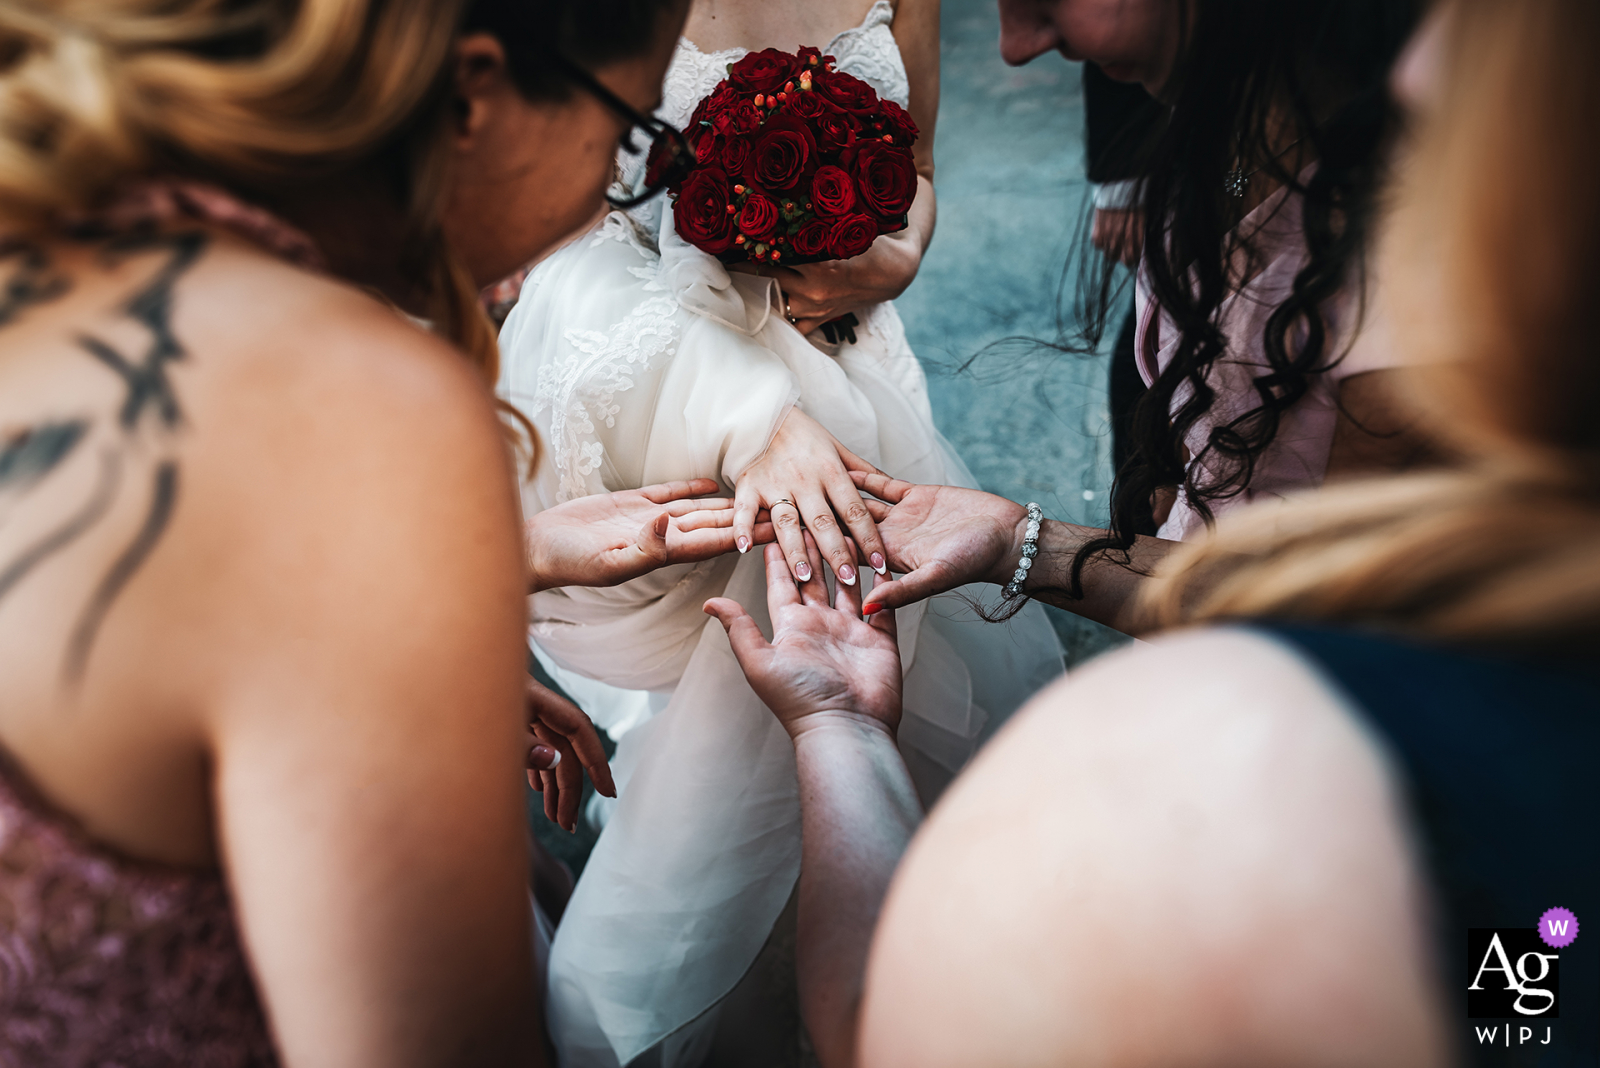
[{"xmin": 666, "ymin": 45, "xmax": 919, "ymax": 267}]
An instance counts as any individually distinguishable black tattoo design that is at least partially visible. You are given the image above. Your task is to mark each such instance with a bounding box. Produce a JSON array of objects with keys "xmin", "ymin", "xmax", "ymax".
[
  {"xmin": 78, "ymin": 231, "xmax": 206, "ymax": 432},
  {"xmin": 0, "ymin": 449, "xmax": 120, "ymax": 606},
  {"xmin": 0, "ymin": 242, "xmax": 71, "ymax": 329},
  {"xmin": 0, "ymin": 420, "xmax": 89, "ymax": 497},
  {"xmin": 64, "ymin": 461, "xmax": 178, "ymax": 682},
  {"xmin": 0, "ymin": 231, "xmax": 208, "ymax": 686}
]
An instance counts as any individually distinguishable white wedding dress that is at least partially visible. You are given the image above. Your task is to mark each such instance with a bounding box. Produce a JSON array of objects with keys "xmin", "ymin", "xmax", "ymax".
[{"xmin": 498, "ymin": 4, "xmax": 1064, "ymax": 1064}]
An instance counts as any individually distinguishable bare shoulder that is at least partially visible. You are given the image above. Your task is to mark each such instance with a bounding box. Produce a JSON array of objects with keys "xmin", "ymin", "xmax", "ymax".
[
  {"xmin": 174, "ymin": 235, "xmax": 504, "ymax": 468},
  {"xmin": 118, "ymin": 233, "xmax": 527, "ymax": 694},
  {"xmin": 860, "ymin": 629, "xmax": 1450, "ymax": 1068}
]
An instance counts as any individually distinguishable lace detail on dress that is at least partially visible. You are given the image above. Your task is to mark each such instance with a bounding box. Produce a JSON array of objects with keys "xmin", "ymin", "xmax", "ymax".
[
  {"xmin": 0, "ymin": 751, "xmax": 277, "ymax": 1066},
  {"xmin": 534, "ymin": 296, "xmax": 682, "ymax": 501},
  {"xmin": 618, "ymin": 0, "xmax": 910, "ymax": 240}
]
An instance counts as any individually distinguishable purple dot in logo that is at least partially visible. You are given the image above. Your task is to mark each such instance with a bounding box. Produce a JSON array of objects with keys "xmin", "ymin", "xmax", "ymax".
[{"xmin": 1539, "ymin": 907, "xmax": 1579, "ymax": 949}]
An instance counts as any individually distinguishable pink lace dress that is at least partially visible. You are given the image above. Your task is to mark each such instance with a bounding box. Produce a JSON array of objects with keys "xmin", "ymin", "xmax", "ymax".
[{"xmin": 0, "ymin": 747, "xmax": 278, "ymax": 1067}]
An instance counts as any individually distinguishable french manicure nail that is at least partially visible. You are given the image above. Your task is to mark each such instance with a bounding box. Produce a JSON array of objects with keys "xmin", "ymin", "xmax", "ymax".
[
  {"xmin": 796, "ymin": 562, "xmax": 812, "ymax": 581},
  {"xmin": 870, "ymin": 553, "xmax": 886, "ymax": 574},
  {"xmin": 737, "ymin": 536, "xmax": 750, "ymax": 553},
  {"xmin": 839, "ymin": 564, "xmax": 857, "ymax": 586}
]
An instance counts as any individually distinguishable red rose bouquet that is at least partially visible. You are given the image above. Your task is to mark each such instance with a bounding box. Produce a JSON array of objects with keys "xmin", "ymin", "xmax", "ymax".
[{"xmin": 655, "ymin": 46, "xmax": 919, "ymax": 267}]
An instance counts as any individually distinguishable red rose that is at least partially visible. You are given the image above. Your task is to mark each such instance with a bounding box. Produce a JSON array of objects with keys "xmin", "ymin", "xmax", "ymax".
[
  {"xmin": 785, "ymin": 87, "xmax": 830, "ymax": 121},
  {"xmin": 790, "ymin": 218, "xmax": 833, "ymax": 258},
  {"xmin": 718, "ymin": 136, "xmax": 753, "ymax": 177},
  {"xmin": 796, "ymin": 46, "xmax": 826, "ymax": 70},
  {"xmin": 813, "ymin": 108, "xmax": 860, "ymax": 153},
  {"xmin": 673, "ymin": 167, "xmax": 737, "ymax": 255},
  {"xmin": 714, "ymin": 100, "xmax": 764, "ymax": 138},
  {"xmin": 875, "ymin": 213, "xmax": 908, "ymax": 236},
  {"xmin": 827, "ymin": 213, "xmax": 879, "ymax": 259},
  {"xmin": 851, "ymin": 140, "xmax": 918, "ymax": 216},
  {"xmin": 809, "ymin": 165, "xmax": 857, "ymax": 217},
  {"xmin": 737, "ymin": 193, "xmax": 780, "ymax": 241},
  {"xmin": 728, "ymin": 48, "xmax": 801, "ymax": 94},
  {"xmin": 689, "ymin": 83, "xmax": 738, "ymax": 132},
  {"xmin": 691, "ymin": 128, "xmax": 722, "ymax": 166},
  {"xmin": 813, "ymin": 69, "xmax": 880, "ymax": 115},
  {"xmin": 874, "ymin": 99, "xmax": 920, "ymax": 147},
  {"xmin": 742, "ymin": 113, "xmax": 817, "ymax": 192}
]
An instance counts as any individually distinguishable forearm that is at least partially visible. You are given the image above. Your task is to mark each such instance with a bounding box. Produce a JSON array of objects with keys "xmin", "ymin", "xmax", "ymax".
[
  {"xmin": 790, "ymin": 716, "xmax": 922, "ymax": 1068},
  {"xmin": 989, "ymin": 519, "xmax": 1180, "ymax": 637}
]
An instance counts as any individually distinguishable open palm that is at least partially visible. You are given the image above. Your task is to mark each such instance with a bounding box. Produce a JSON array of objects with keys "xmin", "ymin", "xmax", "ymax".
[
  {"xmin": 706, "ymin": 540, "xmax": 902, "ymax": 739},
  {"xmin": 849, "ymin": 471, "xmax": 1027, "ymax": 612},
  {"xmin": 527, "ymin": 479, "xmax": 775, "ymax": 591}
]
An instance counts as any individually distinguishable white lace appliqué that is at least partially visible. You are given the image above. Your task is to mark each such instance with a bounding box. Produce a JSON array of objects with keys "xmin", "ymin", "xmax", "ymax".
[{"xmin": 534, "ymin": 296, "xmax": 681, "ymax": 501}]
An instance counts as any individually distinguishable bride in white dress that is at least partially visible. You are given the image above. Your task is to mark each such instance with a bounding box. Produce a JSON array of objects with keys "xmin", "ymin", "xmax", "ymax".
[{"xmin": 498, "ymin": 1, "xmax": 1064, "ymax": 1063}]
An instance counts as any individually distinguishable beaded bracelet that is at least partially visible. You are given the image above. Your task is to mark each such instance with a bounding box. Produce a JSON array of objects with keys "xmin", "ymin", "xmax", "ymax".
[{"xmin": 1003, "ymin": 502, "xmax": 1044, "ymax": 599}]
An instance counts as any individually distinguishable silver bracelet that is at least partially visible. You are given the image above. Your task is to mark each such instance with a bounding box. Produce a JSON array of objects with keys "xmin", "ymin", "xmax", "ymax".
[{"xmin": 1003, "ymin": 503, "xmax": 1043, "ymax": 599}]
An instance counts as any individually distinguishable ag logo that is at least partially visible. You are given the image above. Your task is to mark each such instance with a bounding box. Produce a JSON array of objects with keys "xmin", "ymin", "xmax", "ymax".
[{"xmin": 1468, "ymin": 929, "xmax": 1559, "ymax": 1018}]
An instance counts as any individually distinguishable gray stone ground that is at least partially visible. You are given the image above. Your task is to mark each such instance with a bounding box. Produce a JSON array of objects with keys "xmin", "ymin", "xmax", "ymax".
[{"xmin": 532, "ymin": 2, "xmax": 1134, "ymax": 1059}]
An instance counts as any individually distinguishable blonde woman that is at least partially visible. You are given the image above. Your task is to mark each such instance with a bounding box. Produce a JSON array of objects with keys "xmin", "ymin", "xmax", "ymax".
[
  {"xmin": 0, "ymin": 0, "xmax": 706, "ymax": 1063},
  {"xmin": 710, "ymin": 1, "xmax": 1599, "ymax": 1064}
]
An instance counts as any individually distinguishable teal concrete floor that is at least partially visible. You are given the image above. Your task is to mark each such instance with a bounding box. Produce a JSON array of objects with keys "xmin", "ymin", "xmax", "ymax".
[{"xmin": 898, "ymin": 0, "xmax": 1130, "ymax": 665}]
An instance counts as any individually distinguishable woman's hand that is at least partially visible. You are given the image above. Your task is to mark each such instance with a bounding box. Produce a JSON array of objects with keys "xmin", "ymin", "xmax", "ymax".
[
  {"xmin": 760, "ymin": 229, "xmax": 924, "ymax": 336},
  {"xmin": 851, "ymin": 471, "xmax": 1028, "ymax": 613},
  {"xmin": 525, "ymin": 677, "xmax": 616, "ymax": 833},
  {"xmin": 733, "ymin": 407, "xmax": 888, "ymax": 588},
  {"xmin": 1092, "ymin": 207, "xmax": 1145, "ymax": 268},
  {"xmin": 526, "ymin": 479, "xmax": 775, "ymax": 592},
  {"xmin": 730, "ymin": 175, "xmax": 932, "ymax": 336},
  {"xmin": 705, "ymin": 537, "xmax": 902, "ymax": 741}
]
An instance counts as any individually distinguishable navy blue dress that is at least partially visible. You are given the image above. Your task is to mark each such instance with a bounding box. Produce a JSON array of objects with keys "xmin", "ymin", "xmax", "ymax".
[{"xmin": 1266, "ymin": 626, "xmax": 1598, "ymax": 1068}]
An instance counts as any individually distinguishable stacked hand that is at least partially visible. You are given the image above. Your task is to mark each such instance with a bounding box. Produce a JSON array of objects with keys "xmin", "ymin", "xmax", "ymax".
[
  {"xmin": 850, "ymin": 471, "xmax": 1029, "ymax": 613},
  {"xmin": 527, "ymin": 478, "xmax": 776, "ymax": 592},
  {"xmin": 734, "ymin": 408, "xmax": 889, "ymax": 591},
  {"xmin": 705, "ymin": 537, "xmax": 902, "ymax": 741}
]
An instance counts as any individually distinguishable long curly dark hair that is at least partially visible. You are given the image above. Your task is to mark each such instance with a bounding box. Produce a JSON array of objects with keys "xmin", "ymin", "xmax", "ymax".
[{"xmin": 1063, "ymin": 0, "xmax": 1422, "ymax": 597}]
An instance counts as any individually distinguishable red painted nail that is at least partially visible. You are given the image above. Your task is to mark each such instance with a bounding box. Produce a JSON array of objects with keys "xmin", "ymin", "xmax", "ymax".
[{"xmin": 863, "ymin": 602, "xmax": 884, "ymax": 616}]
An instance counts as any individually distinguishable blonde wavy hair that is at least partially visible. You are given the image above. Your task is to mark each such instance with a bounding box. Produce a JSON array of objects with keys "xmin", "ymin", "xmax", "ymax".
[
  {"xmin": 0, "ymin": 0, "xmax": 499, "ymax": 378},
  {"xmin": 1149, "ymin": 0, "xmax": 1600, "ymax": 654}
]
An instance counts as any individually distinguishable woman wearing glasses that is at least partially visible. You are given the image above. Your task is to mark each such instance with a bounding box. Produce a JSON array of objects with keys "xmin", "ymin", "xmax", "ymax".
[
  {"xmin": 497, "ymin": 0, "xmax": 1063, "ymax": 1064},
  {"xmin": 0, "ymin": 0, "xmax": 698, "ymax": 1063}
]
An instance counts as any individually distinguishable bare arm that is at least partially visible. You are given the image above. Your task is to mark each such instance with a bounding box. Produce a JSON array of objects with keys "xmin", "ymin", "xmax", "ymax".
[
  {"xmin": 861, "ymin": 631, "xmax": 1450, "ymax": 1068},
  {"xmin": 203, "ymin": 310, "xmax": 544, "ymax": 1067},
  {"xmin": 706, "ymin": 539, "xmax": 917, "ymax": 1068}
]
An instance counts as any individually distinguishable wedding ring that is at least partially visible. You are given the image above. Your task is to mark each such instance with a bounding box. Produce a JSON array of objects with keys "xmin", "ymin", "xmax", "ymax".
[{"xmin": 783, "ymin": 294, "xmax": 798, "ymax": 325}]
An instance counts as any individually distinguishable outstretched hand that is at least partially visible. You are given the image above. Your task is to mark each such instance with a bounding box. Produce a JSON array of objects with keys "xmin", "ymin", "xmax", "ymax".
[
  {"xmin": 525, "ymin": 677, "xmax": 615, "ymax": 833},
  {"xmin": 850, "ymin": 471, "xmax": 1028, "ymax": 614},
  {"xmin": 526, "ymin": 479, "xmax": 775, "ymax": 592},
  {"xmin": 705, "ymin": 537, "xmax": 902, "ymax": 741}
]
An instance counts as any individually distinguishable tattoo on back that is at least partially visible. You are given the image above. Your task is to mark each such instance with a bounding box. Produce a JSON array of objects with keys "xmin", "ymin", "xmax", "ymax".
[{"xmin": 0, "ymin": 231, "xmax": 208, "ymax": 687}]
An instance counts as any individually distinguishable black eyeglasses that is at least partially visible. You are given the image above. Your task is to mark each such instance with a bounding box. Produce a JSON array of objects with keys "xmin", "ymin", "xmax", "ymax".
[{"xmin": 550, "ymin": 53, "xmax": 693, "ymax": 209}]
